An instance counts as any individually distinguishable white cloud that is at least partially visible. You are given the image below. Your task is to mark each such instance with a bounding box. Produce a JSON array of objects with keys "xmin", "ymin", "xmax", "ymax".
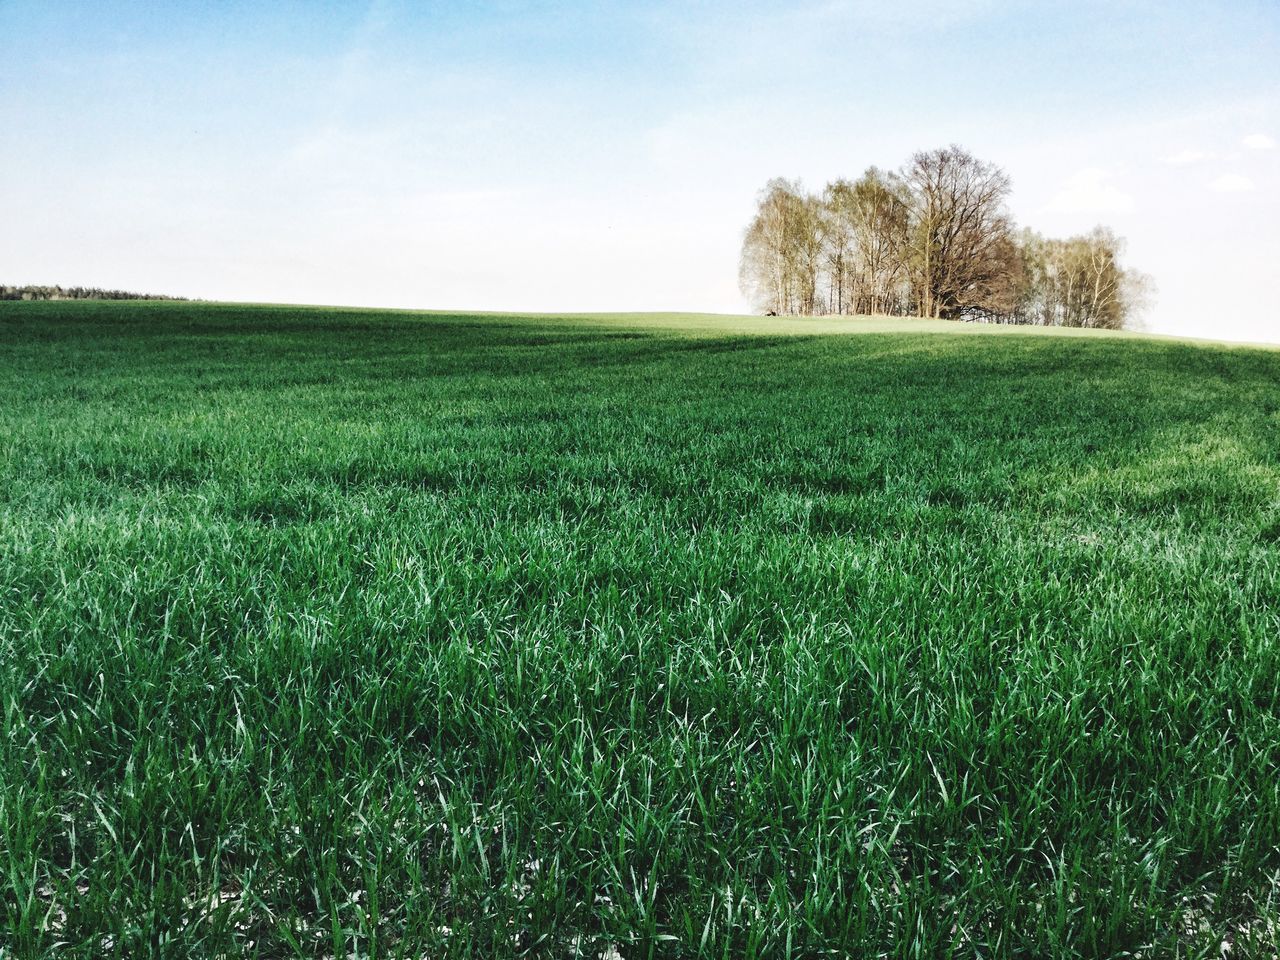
[
  {"xmin": 1043, "ymin": 168, "xmax": 1136, "ymax": 215},
  {"xmin": 1163, "ymin": 149, "xmax": 1211, "ymax": 165},
  {"xmin": 1242, "ymin": 133, "xmax": 1276, "ymax": 150},
  {"xmin": 1209, "ymin": 174, "xmax": 1256, "ymax": 193}
]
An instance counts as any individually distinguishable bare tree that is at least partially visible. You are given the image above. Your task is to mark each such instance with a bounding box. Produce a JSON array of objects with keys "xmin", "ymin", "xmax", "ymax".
[{"xmin": 903, "ymin": 146, "xmax": 1016, "ymax": 320}]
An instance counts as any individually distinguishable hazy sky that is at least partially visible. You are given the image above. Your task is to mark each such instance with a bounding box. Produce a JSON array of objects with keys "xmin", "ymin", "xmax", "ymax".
[{"xmin": 2, "ymin": 1, "xmax": 1278, "ymax": 341}]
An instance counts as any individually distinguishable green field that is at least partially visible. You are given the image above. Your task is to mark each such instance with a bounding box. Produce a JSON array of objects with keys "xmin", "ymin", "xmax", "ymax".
[{"xmin": 2, "ymin": 300, "xmax": 1279, "ymax": 958}]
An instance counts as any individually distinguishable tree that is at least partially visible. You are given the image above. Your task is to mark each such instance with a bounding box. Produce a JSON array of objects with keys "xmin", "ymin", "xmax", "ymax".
[
  {"xmin": 739, "ymin": 178, "xmax": 823, "ymax": 315},
  {"xmin": 903, "ymin": 146, "xmax": 1016, "ymax": 320},
  {"xmin": 820, "ymin": 180, "xmax": 857, "ymax": 315},
  {"xmin": 1073, "ymin": 227, "xmax": 1130, "ymax": 330},
  {"xmin": 792, "ymin": 191, "xmax": 826, "ymax": 314},
  {"xmin": 848, "ymin": 168, "xmax": 911, "ymax": 315}
]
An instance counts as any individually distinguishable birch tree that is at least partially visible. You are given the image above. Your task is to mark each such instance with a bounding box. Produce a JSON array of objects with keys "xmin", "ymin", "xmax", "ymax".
[{"xmin": 739, "ymin": 178, "xmax": 816, "ymax": 314}]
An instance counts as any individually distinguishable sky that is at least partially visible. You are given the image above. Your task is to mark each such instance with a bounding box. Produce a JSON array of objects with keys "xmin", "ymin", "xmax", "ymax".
[{"xmin": 2, "ymin": 0, "xmax": 1278, "ymax": 342}]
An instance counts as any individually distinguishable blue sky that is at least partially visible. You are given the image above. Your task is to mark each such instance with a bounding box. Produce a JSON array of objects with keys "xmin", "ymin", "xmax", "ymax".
[{"xmin": 2, "ymin": 0, "xmax": 1277, "ymax": 340}]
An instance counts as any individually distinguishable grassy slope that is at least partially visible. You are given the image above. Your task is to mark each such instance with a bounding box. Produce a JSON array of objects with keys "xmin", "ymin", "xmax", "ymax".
[{"xmin": 1, "ymin": 300, "xmax": 1278, "ymax": 958}]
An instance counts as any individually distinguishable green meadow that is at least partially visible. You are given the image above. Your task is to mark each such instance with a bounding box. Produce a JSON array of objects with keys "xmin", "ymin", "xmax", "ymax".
[{"xmin": 2, "ymin": 300, "xmax": 1278, "ymax": 958}]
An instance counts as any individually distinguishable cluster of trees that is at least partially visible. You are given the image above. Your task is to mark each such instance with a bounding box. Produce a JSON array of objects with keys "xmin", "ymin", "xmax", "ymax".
[
  {"xmin": 740, "ymin": 145, "xmax": 1151, "ymax": 328},
  {"xmin": 0, "ymin": 285, "xmax": 184, "ymax": 301}
]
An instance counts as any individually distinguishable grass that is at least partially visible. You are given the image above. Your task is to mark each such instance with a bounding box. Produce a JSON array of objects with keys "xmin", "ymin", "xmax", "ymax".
[{"xmin": 1, "ymin": 299, "xmax": 1278, "ymax": 959}]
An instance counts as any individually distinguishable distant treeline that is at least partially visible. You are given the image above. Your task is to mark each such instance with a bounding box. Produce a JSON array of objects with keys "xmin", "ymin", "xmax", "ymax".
[
  {"xmin": 0, "ymin": 285, "xmax": 186, "ymax": 302},
  {"xmin": 740, "ymin": 145, "xmax": 1152, "ymax": 329}
]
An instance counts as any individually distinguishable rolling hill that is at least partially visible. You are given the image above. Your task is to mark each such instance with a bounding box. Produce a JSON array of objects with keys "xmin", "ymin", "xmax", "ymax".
[{"xmin": 2, "ymin": 300, "xmax": 1278, "ymax": 958}]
